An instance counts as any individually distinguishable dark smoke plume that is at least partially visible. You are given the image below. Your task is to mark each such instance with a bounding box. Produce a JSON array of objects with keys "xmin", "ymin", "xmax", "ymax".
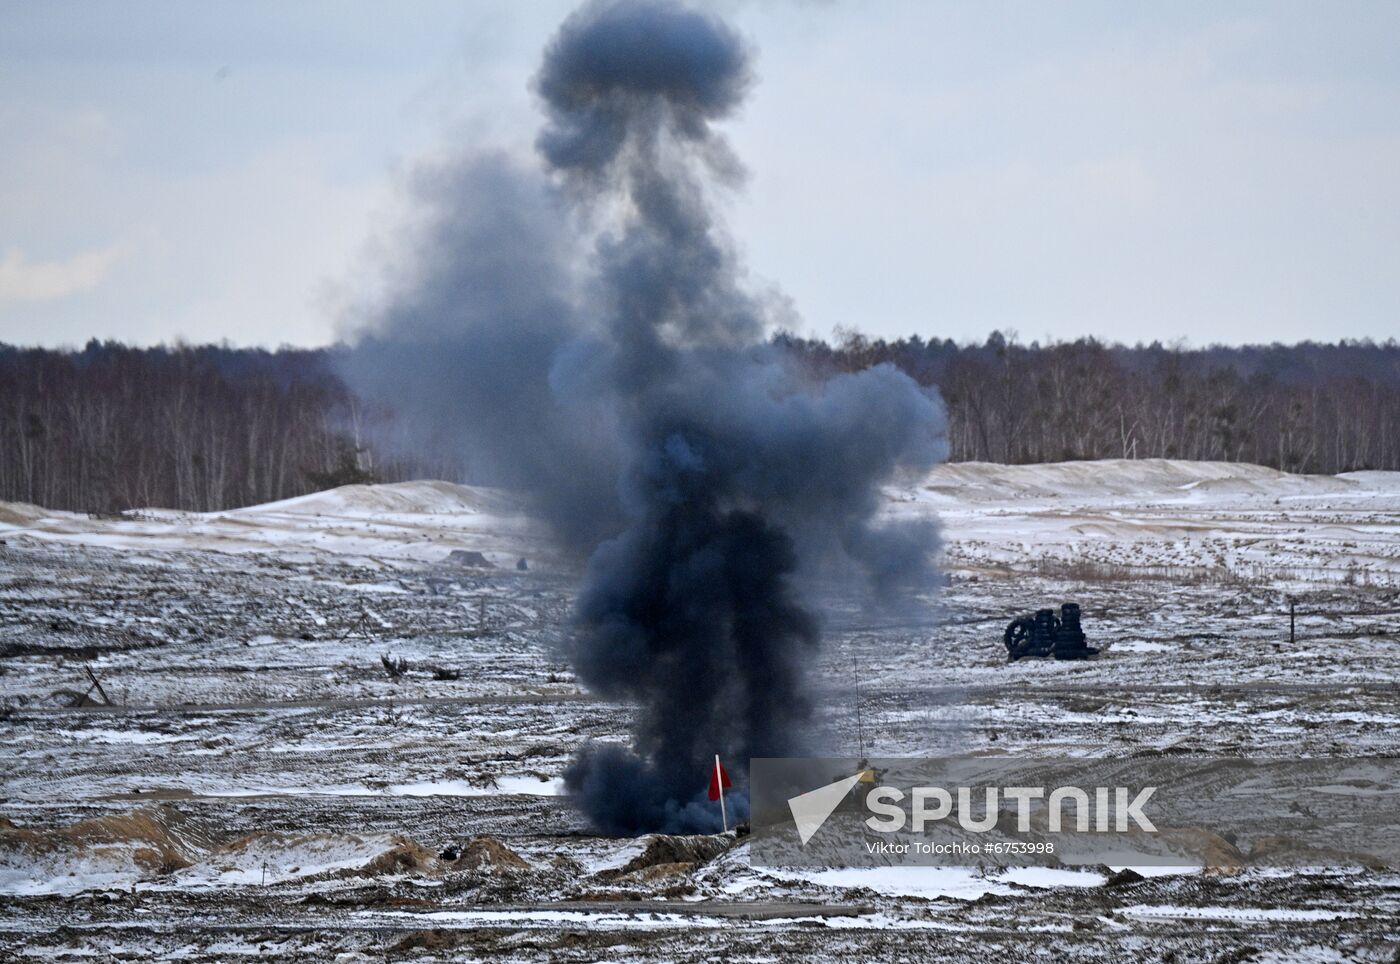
[{"xmin": 345, "ymin": 0, "xmax": 947, "ymax": 834}]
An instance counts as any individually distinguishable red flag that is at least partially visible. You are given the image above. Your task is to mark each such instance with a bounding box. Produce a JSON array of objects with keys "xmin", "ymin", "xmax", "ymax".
[{"xmin": 708, "ymin": 759, "xmax": 732, "ymax": 801}]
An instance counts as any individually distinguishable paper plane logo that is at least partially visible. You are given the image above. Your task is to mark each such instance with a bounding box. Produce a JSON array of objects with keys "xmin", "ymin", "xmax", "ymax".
[{"xmin": 787, "ymin": 770, "xmax": 871, "ymax": 845}]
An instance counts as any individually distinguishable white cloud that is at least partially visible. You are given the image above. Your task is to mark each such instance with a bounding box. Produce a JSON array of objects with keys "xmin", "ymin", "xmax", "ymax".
[{"xmin": 0, "ymin": 243, "xmax": 127, "ymax": 305}]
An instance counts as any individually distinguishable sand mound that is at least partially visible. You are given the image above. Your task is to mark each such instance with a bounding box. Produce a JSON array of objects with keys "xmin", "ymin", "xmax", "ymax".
[
  {"xmin": 193, "ymin": 831, "xmax": 439, "ymax": 886},
  {"xmin": 228, "ymin": 480, "xmax": 519, "ymax": 519},
  {"xmin": 918, "ymin": 458, "xmax": 1356, "ymax": 503},
  {"xmin": 1151, "ymin": 828, "xmax": 1245, "ymax": 871},
  {"xmin": 0, "ymin": 479, "xmax": 536, "ymax": 562},
  {"xmin": 0, "ymin": 502, "xmax": 47, "ymax": 527},
  {"xmin": 451, "ymin": 836, "xmax": 531, "ymax": 872},
  {"xmin": 0, "ymin": 805, "xmax": 222, "ymax": 895},
  {"xmin": 0, "ymin": 807, "xmax": 451, "ymax": 894},
  {"xmin": 596, "ymin": 833, "xmax": 731, "ymax": 880},
  {"xmin": 1246, "ymin": 835, "xmax": 1386, "ymax": 870}
]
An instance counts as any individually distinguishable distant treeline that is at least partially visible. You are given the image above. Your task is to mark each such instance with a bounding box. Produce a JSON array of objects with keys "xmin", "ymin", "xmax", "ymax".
[
  {"xmin": 0, "ymin": 342, "xmax": 370, "ymax": 513},
  {"xmin": 783, "ymin": 332, "xmax": 1400, "ymax": 474},
  {"xmin": 2, "ymin": 334, "xmax": 1398, "ymax": 512}
]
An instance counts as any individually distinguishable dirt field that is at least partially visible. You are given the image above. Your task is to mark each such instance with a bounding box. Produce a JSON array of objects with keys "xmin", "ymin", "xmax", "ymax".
[{"xmin": 2, "ymin": 460, "xmax": 1398, "ymax": 961}]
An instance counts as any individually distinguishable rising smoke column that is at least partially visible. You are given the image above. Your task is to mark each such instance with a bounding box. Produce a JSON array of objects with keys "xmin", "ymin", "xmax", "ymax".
[
  {"xmin": 346, "ymin": 0, "xmax": 948, "ymax": 834},
  {"xmin": 541, "ymin": 0, "xmax": 946, "ymax": 833}
]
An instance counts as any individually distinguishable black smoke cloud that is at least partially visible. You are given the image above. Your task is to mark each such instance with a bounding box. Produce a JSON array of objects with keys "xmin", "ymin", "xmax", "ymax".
[{"xmin": 344, "ymin": 0, "xmax": 947, "ymax": 834}]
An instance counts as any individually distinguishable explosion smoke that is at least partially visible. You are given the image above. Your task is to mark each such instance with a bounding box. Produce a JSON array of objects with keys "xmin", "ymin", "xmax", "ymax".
[{"xmin": 345, "ymin": 0, "xmax": 947, "ymax": 833}]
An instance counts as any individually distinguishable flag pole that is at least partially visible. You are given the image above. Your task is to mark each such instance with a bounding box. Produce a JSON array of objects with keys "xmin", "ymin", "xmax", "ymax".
[{"xmin": 714, "ymin": 754, "xmax": 729, "ymax": 832}]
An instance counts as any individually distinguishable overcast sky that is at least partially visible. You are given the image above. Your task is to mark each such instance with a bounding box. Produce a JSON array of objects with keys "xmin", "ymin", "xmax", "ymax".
[{"xmin": 3, "ymin": 1, "xmax": 1398, "ymax": 349}]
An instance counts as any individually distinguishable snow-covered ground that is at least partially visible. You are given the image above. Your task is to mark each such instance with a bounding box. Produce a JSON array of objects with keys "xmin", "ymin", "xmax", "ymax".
[
  {"xmin": 5, "ymin": 458, "xmax": 1396, "ymax": 586},
  {"xmin": 2, "ymin": 459, "xmax": 1398, "ymax": 961},
  {"xmin": 0, "ymin": 479, "xmax": 537, "ymax": 565},
  {"xmin": 2, "ymin": 458, "xmax": 1400, "ymax": 579},
  {"xmin": 900, "ymin": 459, "xmax": 1400, "ymax": 588}
]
